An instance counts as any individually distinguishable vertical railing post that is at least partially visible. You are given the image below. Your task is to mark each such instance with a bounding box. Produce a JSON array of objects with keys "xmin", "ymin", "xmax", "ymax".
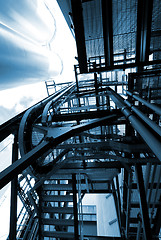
[
  {"xmin": 72, "ymin": 174, "xmax": 79, "ymax": 240},
  {"xmin": 37, "ymin": 186, "xmax": 43, "ymax": 240},
  {"xmin": 9, "ymin": 133, "xmax": 18, "ymax": 240},
  {"xmin": 135, "ymin": 164, "xmax": 152, "ymax": 240}
]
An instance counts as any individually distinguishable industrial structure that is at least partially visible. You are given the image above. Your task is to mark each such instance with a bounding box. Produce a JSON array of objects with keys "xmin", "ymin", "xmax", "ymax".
[{"xmin": 0, "ymin": 0, "xmax": 161, "ymax": 239}]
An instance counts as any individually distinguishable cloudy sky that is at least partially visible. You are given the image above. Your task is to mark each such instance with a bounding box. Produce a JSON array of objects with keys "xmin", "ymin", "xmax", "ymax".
[
  {"xmin": 0, "ymin": 0, "xmax": 77, "ymax": 238},
  {"xmin": 0, "ymin": 0, "xmax": 77, "ymax": 124}
]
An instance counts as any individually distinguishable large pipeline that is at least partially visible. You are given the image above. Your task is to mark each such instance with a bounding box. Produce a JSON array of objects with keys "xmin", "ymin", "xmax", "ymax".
[{"xmin": 0, "ymin": 0, "xmax": 62, "ymax": 89}]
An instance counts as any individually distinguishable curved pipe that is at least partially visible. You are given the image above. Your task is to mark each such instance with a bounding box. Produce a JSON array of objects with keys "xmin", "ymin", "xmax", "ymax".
[
  {"xmin": 41, "ymin": 83, "xmax": 75, "ymax": 124},
  {"xmin": 18, "ymin": 83, "xmax": 76, "ymax": 157}
]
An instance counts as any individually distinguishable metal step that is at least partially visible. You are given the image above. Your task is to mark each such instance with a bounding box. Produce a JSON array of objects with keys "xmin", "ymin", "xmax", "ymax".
[
  {"xmin": 43, "ymin": 183, "xmax": 90, "ymax": 191},
  {"xmin": 48, "ymin": 174, "xmax": 85, "ymax": 180},
  {"xmin": 42, "ymin": 195, "xmax": 73, "ymax": 202},
  {"xmin": 43, "ymin": 184, "xmax": 72, "ymax": 191},
  {"xmin": 42, "ymin": 206, "xmax": 73, "ymax": 214},
  {"xmin": 48, "ymin": 174, "xmax": 72, "ymax": 180},
  {"xmin": 42, "ymin": 231, "xmax": 74, "ymax": 238},
  {"xmin": 42, "ymin": 218, "xmax": 74, "ymax": 226}
]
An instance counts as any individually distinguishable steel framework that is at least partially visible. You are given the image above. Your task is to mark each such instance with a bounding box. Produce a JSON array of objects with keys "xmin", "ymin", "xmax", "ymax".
[{"xmin": 1, "ymin": 0, "xmax": 161, "ymax": 239}]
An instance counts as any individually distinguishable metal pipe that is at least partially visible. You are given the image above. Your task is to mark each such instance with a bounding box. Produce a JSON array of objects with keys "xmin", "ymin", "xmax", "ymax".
[
  {"xmin": 19, "ymin": 83, "xmax": 76, "ymax": 156},
  {"xmin": 124, "ymin": 99, "xmax": 161, "ymax": 137},
  {"xmin": 126, "ymin": 90, "xmax": 161, "ymax": 116},
  {"xmin": 0, "ymin": 0, "xmax": 55, "ymax": 44},
  {"xmin": 41, "ymin": 83, "xmax": 76, "ymax": 124},
  {"xmin": 109, "ymin": 87, "xmax": 161, "ymax": 162}
]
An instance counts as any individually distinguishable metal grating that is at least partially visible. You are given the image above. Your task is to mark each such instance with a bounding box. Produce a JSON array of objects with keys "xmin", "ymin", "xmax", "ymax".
[
  {"xmin": 112, "ymin": 0, "xmax": 137, "ymax": 55},
  {"xmin": 150, "ymin": 0, "xmax": 161, "ymax": 61},
  {"xmin": 82, "ymin": 0, "xmax": 104, "ymax": 60}
]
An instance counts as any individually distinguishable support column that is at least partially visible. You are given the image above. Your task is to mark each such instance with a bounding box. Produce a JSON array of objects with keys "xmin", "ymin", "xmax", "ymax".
[
  {"xmin": 101, "ymin": 0, "xmax": 113, "ymax": 67},
  {"xmin": 72, "ymin": 174, "xmax": 79, "ymax": 240},
  {"xmin": 136, "ymin": 0, "xmax": 153, "ymax": 63},
  {"xmin": 9, "ymin": 133, "xmax": 18, "ymax": 240},
  {"xmin": 71, "ymin": 0, "xmax": 87, "ymax": 73}
]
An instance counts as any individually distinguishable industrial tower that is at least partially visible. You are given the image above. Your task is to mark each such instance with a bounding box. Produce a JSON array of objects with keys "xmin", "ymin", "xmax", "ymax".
[{"xmin": 0, "ymin": 0, "xmax": 161, "ymax": 239}]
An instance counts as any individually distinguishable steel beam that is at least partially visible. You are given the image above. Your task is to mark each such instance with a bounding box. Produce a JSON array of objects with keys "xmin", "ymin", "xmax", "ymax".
[
  {"xmin": 0, "ymin": 114, "xmax": 119, "ymax": 189},
  {"xmin": 135, "ymin": 165, "xmax": 152, "ymax": 240},
  {"xmin": 88, "ymin": 59, "xmax": 161, "ymax": 73},
  {"xmin": 136, "ymin": 0, "xmax": 153, "ymax": 63},
  {"xmin": 0, "ymin": 114, "xmax": 22, "ymax": 143},
  {"xmin": 55, "ymin": 140, "xmax": 150, "ymax": 154},
  {"xmin": 9, "ymin": 134, "xmax": 18, "ymax": 240},
  {"xmin": 101, "ymin": 0, "xmax": 113, "ymax": 67},
  {"xmin": 71, "ymin": 0, "xmax": 87, "ymax": 73},
  {"xmin": 53, "ymin": 109, "xmax": 122, "ymax": 122}
]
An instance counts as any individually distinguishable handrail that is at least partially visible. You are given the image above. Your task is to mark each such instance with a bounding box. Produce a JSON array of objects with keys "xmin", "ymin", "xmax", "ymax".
[{"xmin": 126, "ymin": 90, "xmax": 161, "ymax": 116}]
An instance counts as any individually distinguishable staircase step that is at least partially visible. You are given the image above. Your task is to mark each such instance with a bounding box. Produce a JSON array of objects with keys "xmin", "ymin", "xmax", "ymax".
[
  {"xmin": 43, "ymin": 183, "xmax": 97, "ymax": 191},
  {"xmin": 48, "ymin": 174, "xmax": 85, "ymax": 180},
  {"xmin": 42, "ymin": 206, "xmax": 73, "ymax": 214},
  {"xmin": 48, "ymin": 174, "xmax": 72, "ymax": 180},
  {"xmin": 42, "ymin": 195, "xmax": 73, "ymax": 202},
  {"xmin": 43, "ymin": 231, "xmax": 74, "ymax": 238},
  {"xmin": 42, "ymin": 218, "xmax": 74, "ymax": 226},
  {"xmin": 43, "ymin": 184, "xmax": 72, "ymax": 191}
]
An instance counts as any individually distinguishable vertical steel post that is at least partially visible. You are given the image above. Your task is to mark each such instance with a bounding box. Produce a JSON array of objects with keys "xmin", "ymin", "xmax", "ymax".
[
  {"xmin": 37, "ymin": 186, "xmax": 42, "ymax": 240},
  {"xmin": 122, "ymin": 168, "xmax": 128, "ymax": 236},
  {"xmin": 72, "ymin": 174, "xmax": 79, "ymax": 240},
  {"xmin": 71, "ymin": 0, "xmax": 87, "ymax": 73},
  {"xmin": 135, "ymin": 164, "xmax": 152, "ymax": 240},
  {"xmin": 9, "ymin": 133, "xmax": 18, "ymax": 240},
  {"xmin": 112, "ymin": 180, "xmax": 122, "ymax": 233},
  {"xmin": 94, "ymin": 72, "xmax": 100, "ymax": 108},
  {"xmin": 101, "ymin": 0, "xmax": 113, "ymax": 67},
  {"xmin": 74, "ymin": 65, "xmax": 79, "ymax": 93}
]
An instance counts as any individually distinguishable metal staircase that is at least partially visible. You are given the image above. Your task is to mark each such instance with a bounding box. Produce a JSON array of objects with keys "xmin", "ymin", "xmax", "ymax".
[{"xmin": 40, "ymin": 174, "xmax": 76, "ymax": 239}]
